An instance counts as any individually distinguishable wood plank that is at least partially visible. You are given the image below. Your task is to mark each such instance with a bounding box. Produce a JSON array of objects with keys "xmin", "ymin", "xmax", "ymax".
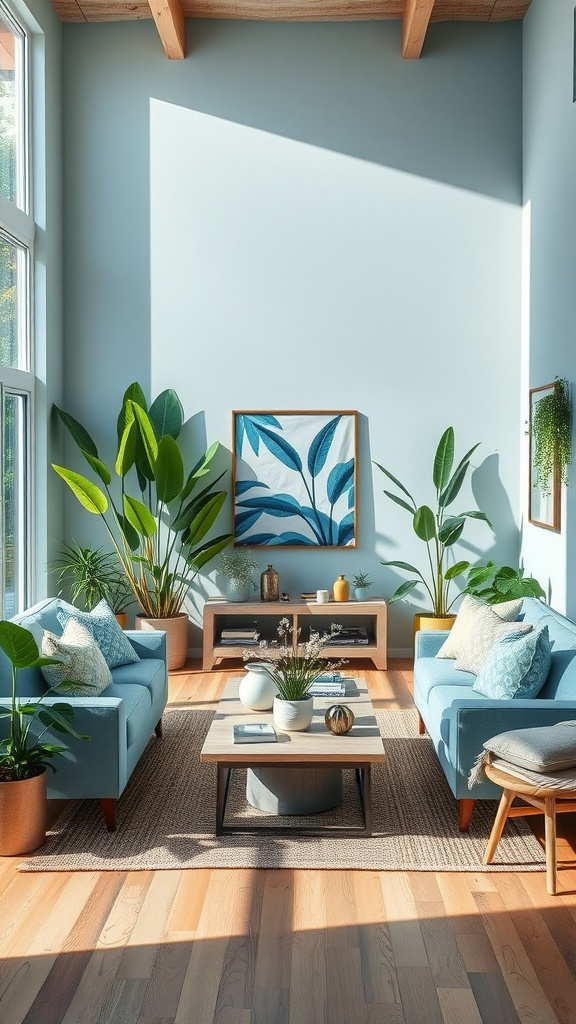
[
  {"xmin": 353, "ymin": 872, "xmax": 400, "ymax": 1005},
  {"xmin": 396, "ymin": 965, "xmax": 444, "ymax": 1024},
  {"xmin": 437, "ymin": 987, "xmax": 484, "ymax": 1024},
  {"xmin": 147, "ymin": 0, "xmax": 185, "ymax": 59},
  {"xmin": 380, "ymin": 873, "xmax": 429, "ymax": 969},
  {"xmin": 289, "ymin": 871, "xmax": 327, "ymax": 1024},
  {"xmin": 416, "ymin": 901, "xmax": 469, "ymax": 989},
  {"xmin": 116, "ymin": 871, "xmax": 182, "ymax": 980},
  {"xmin": 467, "ymin": 972, "xmax": 522, "ymax": 1024},
  {"xmin": 402, "ymin": 0, "xmax": 436, "ymax": 59}
]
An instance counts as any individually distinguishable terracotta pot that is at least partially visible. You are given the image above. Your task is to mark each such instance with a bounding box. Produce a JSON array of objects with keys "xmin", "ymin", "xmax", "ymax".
[
  {"xmin": 135, "ymin": 612, "xmax": 189, "ymax": 671},
  {"xmin": 114, "ymin": 612, "xmax": 127, "ymax": 629},
  {"xmin": 0, "ymin": 768, "xmax": 47, "ymax": 856}
]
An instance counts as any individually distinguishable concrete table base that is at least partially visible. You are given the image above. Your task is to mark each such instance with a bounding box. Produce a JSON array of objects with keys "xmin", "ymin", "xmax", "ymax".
[{"xmin": 246, "ymin": 765, "xmax": 343, "ymax": 815}]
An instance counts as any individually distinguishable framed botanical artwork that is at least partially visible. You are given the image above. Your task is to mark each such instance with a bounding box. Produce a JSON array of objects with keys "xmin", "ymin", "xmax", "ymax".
[
  {"xmin": 529, "ymin": 383, "xmax": 561, "ymax": 531},
  {"xmin": 232, "ymin": 410, "xmax": 357, "ymax": 547}
]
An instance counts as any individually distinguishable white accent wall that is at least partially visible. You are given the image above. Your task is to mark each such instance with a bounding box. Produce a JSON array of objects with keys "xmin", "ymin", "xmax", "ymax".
[
  {"xmin": 522, "ymin": 0, "xmax": 576, "ymax": 618},
  {"xmin": 61, "ymin": 19, "xmax": 523, "ymax": 654}
]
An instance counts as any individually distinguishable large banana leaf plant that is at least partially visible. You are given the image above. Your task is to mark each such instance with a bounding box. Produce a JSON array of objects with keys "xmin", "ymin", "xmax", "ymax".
[
  {"xmin": 374, "ymin": 427, "xmax": 492, "ymax": 617},
  {"xmin": 52, "ymin": 384, "xmax": 233, "ymax": 619}
]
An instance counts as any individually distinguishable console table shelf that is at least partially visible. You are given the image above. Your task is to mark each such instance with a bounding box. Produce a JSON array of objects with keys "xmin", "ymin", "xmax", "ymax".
[{"xmin": 202, "ymin": 598, "xmax": 387, "ymax": 671}]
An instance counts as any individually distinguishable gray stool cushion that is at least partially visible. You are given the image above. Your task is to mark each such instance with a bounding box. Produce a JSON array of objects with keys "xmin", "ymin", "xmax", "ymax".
[{"xmin": 483, "ymin": 720, "xmax": 576, "ymax": 772}]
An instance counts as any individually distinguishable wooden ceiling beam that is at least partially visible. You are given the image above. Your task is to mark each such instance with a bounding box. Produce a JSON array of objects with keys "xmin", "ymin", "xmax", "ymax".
[
  {"xmin": 402, "ymin": 0, "xmax": 436, "ymax": 58},
  {"xmin": 147, "ymin": 0, "xmax": 185, "ymax": 58}
]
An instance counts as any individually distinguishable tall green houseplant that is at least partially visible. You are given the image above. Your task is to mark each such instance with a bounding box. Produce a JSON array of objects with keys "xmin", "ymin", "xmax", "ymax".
[
  {"xmin": 52, "ymin": 384, "xmax": 232, "ymax": 619},
  {"xmin": 375, "ymin": 427, "xmax": 492, "ymax": 617}
]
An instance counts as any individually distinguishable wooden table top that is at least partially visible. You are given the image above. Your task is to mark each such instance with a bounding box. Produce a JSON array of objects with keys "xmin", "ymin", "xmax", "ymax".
[{"xmin": 200, "ymin": 677, "xmax": 386, "ymax": 765}]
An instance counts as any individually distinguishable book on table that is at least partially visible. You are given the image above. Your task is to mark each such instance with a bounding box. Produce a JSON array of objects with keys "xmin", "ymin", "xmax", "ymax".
[
  {"xmin": 308, "ymin": 676, "xmax": 347, "ymax": 697},
  {"xmin": 233, "ymin": 723, "xmax": 278, "ymax": 744}
]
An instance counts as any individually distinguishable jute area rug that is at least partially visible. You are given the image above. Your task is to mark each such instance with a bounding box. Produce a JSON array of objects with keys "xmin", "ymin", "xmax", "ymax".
[{"xmin": 21, "ymin": 707, "xmax": 545, "ymax": 872}]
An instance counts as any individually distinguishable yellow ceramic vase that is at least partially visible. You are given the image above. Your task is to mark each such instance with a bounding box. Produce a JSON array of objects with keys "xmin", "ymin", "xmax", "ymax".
[{"xmin": 333, "ymin": 574, "xmax": 350, "ymax": 602}]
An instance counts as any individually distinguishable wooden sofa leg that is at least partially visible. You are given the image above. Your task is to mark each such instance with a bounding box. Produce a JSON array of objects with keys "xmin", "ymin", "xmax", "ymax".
[
  {"xmin": 458, "ymin": 799, "xmax": 475, "ymax": 833},
  {"xmin": 417, "ymin": 713, "xmax": 426, "ymax": 736},
  {"xmin": 100, "ymin": 798, "xmax": 117, "ymax": 832},
  {"xmin": 154, "ymin": 718, "xmax": 163, "ymax": 738}
]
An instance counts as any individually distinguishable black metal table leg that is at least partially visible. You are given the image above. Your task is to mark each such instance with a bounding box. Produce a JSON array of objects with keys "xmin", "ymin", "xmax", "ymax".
[{"xmin": 216, "ymin": 764, "xmax": 232, "ymax": 836}]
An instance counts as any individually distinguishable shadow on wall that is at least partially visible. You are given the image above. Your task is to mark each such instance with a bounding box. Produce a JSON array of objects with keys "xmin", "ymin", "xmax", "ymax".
[{"xmin": 64, "ymin": 18, "xmax": 523, "ymax": 204}]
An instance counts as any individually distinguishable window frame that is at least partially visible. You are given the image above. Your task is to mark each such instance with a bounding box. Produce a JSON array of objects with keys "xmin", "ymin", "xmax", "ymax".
[{"xmin": 0, "ymin": 0, "xmax": 33, "ymax": 617}]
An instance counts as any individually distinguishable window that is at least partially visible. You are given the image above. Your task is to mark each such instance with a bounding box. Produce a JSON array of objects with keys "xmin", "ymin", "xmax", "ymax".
[{"xmin": 0, "ymin": 0, "xmax": 32, "ymax": 618}]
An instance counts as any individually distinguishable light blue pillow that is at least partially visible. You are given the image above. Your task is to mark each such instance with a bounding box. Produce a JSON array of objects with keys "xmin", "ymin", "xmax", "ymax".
[
  {"xmin": 473, "ymin": 625, "xmax": 552, "ymax": 700},
  {"xmin": 57, "ymin": 599, "xmax": 139, "ymax": 669}
]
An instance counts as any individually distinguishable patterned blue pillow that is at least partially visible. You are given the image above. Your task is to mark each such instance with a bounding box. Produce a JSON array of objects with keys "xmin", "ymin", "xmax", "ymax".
[
  {"xmin": 57, "ymin": 599, "xmax": 139, "ymax": 669},
  {"xmin": 473, "ymin": 625, "xmax": 551, "ymax": 700}
]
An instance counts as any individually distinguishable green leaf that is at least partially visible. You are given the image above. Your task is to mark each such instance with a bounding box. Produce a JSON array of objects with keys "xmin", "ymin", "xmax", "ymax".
[
  {"xmin": 181, "ymin": 442, "xmax": 221, "ymax": 501},
  {"xmin": 444, "ymin": 560, "xmax": 470, "ymax": 580},
  {"xmin": 373, "ymin": 462, "xmax": 416, "ymax": 507},
  {"xmin": 184, "ymin": 491, "xmax": 227, "ymax": 546},
  {"xmin": 130, "ymin": 402, "xmax": 159, "ymax": 473},
  {"xmin": 383, "ymin": 491, "xmax": 415, "ymax": 515},
  {"xmin": 149, "ymin": 390, "xmax": 184, "ymax": 441},
  {"xmin": 115, "ymin": 412, "xmax": 137, "ymax": 477},
  {"xmin": 54, "ymin": 406, "xmax": 98, "ymax": 458},
  {"xmin": 438, "ymin": 516, "xmax": 465, "ymax": 546},
  {"xmin": 0, "ymin": 622, "xmax": 40, "ymax": 669},
  {"xmin": 82, "ymin": 451, "xmax": 112, "ymax": 486},
  {"xmin": 155, "ymin": 435, "xmax": 184, "ymax": 503},
  {"xmin": 117, "ymin": 513, "xmax": 140, "ymax": 551},
  {"xmin": 413, "ymin": 505, "xmax": 436, "ymax": 541},
  {"xmin": 117, "ymin": 383, "xmax": 147, "ymax": 447},
  {"xmin": 123, "ymin": 494, "xmax": 157, "ymax": 538},
  {"xmin": 380, "ymin": 560, "xmax": 422, "ymax": 575},
  {"xmin": 52, "ymin": 466, "xmax": 108, "ymax": 515},
  {"xmin": 388, "ymin": 580, "xmax": 419, "ymax": 604},
  {"xmin": 433, "ymin": 427, "xmax": 454, "ymax": 491},
  {"xmin": 440, "ymin": 461, "xmax": 469, "ymax": 509},
  {"xmin": 187, "ymin": 533, "xmax": 234, "ymax": 571},
  {"xmin": 461, "ymin": 510, "xmax": 493, "ymax": 529}
]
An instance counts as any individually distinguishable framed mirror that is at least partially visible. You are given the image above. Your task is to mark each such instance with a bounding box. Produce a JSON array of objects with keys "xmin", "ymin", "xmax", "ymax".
[{"xmin": 529, "ymin": 383, "xmax": 561, "ymax": 531}]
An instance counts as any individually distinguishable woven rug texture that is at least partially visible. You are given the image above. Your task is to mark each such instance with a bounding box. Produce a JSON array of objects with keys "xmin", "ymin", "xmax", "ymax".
[{"xmin": 20, "ymin": 707, "xmax": 545, "ymax": 872}]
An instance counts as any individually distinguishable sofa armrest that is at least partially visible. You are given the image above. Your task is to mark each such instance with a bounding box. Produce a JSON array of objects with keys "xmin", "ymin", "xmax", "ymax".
[
  {"xmin": 415, "ymin": 631, "xmax": 450, "ymax": 659},
  {"xmin": 124, "ymin": 629, "xmax": 167, "ymax": 662},
  {"xmin": 453, "ymin": 699, "xmax": 576, "ymax": 775},
  {"xmin": 1, "ymin": 696, "xmax": 130, "ymax": 799}
]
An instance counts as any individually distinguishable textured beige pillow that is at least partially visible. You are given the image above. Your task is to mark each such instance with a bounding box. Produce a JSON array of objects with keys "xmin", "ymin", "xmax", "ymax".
[
  {"xmin": 436, "ymin": 594, "xmax": 524, "ymax": 660},
  {"xmin": 41, "ymin": 618, "xmax": 112, "ymax": 696},
  {"xmin": 454, "ymin": 604, "xmax": 532, "ymax": 675}
]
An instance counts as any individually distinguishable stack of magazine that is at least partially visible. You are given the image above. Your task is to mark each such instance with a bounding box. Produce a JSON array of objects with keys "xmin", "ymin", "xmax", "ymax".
[
  {"xmin": 219, "ymin": 625, "xmax": 259, "ymax": 646},
  {"xmin": 308, "ymin": 674, "xmax": 347, "ymax": 697},
  {"xmin": 233, "ymin": 723, "xmax": 277, "ymax": 743},
  {"xmin": 323, "ymin": 626, "xmax": 369, "ymax": 646}
]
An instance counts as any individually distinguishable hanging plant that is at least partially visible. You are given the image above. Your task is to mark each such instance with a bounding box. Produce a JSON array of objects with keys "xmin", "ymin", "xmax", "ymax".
[{"xmin": 532, "ymin": 377, "xmax": 572, "ymax": 496}]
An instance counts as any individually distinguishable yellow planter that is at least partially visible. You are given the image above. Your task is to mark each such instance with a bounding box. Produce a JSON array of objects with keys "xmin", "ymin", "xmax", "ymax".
[{"xmin": 413, "ymin": 613, "xmax": 456, "ymax": 639}]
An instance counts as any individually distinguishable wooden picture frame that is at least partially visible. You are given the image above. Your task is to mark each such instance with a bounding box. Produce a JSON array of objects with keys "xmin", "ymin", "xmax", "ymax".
[
  {"xmin": 529, "ymin": 383, "xmax": 561, "ymax": 531},
  {"xmin": 232, "ymin": 410, "xmax": 358, "ymax": 548}
]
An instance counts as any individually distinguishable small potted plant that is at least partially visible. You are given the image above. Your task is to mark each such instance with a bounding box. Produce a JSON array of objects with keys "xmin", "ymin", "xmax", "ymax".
[
  {"xmin": 352, "ymin": 571, "xmax": 373, "ymax": 601},
  {"xmin": 244, "ymin": 618, "xmax": 344, "ymax": 731},
  {"xmin": 0, "ymin": 621, "xmax": 90, "ymax": 855},
  {"xmin": 50, "ymin": 541, "xmax": 133, "ymax": 626},
  {"xmin": 219, "ymin": 550, "xmax": 259, "ymax": 602}
]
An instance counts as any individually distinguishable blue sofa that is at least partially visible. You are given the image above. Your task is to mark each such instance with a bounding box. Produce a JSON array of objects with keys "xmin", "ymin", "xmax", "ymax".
[
  {"xmin": 0, "ymin": 598, "xmax": 168, "ymax": 830},
  {"xmin": 414, "ymin": 597, "xmax": 576, "ymax": 831}
]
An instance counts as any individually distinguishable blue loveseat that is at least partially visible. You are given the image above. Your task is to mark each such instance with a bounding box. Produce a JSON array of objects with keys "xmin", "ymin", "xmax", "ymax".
[
  {"xmin": 0, "ymin": 598, "xmax": 168, "ymax": 830},
  {"xmin": 414, "ymin": 597, "xmax": 576, "ymax": 831}
]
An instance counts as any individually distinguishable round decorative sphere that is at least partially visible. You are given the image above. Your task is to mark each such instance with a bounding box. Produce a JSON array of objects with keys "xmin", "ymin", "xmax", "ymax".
[{"xmin": 324, "ymin": 704, "xmax": 355, "ymax": 734}]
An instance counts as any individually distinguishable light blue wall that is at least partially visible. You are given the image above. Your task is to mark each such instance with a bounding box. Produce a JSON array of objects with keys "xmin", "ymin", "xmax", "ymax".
[
  {"xmin": 61, "ymin": 18, "xmax": 523, "ymax": 653},
  {"xmin": 522, "ymin": 0, "xmax": 576, "ymax": 617},
  {"xmin": 12, "ymin": 0, "xmax": 63, "ymax": 598}
]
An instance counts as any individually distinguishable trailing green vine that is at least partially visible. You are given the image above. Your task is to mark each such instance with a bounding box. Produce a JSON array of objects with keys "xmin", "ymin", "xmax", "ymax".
[{"xmin": 532, "ymin": 377, "xmax": 572, "ymax": 496}]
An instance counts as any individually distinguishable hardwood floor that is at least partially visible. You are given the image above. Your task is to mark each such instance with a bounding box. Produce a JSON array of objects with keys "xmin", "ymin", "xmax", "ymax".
[{"xmin": 2, "ymin": 659, "xmax": 576, "ymax": 1024}]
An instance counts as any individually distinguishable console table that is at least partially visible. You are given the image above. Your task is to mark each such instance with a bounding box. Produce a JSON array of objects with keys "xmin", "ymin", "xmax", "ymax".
[{"xmin": 202, "ymin": 598, "xmax": 387, "ymax": 671}]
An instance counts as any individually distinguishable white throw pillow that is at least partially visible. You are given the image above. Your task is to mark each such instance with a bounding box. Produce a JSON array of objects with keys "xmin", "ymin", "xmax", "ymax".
[
  {"xmin": 436, "ymin": 594, "xmax": 524, "ymax": 660},
  {"xmin": 454, "ymin": 604, "xmax": 532, "ymax": 676},
  {"xmin": 41, "ymin": 618, "xmax": 112, "ymax": 696}
]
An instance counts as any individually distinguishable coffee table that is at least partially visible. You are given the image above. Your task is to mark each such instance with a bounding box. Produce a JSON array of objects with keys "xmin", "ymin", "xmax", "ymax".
[{"xmin": 200, "ymin": 677, "xmax": 386, "ymax": 837}]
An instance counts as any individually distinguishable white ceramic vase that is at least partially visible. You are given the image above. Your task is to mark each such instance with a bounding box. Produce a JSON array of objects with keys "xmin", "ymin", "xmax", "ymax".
[
  {"xmin": 273, "ymin": 695, "xmax": 314, "ymax": 732},
  {"xmin": 238, "ymin": 663, "xmax": 277, "ymax": 711}
]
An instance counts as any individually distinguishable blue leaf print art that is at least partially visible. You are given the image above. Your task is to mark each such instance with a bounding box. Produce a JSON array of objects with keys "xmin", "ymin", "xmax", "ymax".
[{"xmin": 233, "ymin": 412, "xmax": 357, "ymax": 547}]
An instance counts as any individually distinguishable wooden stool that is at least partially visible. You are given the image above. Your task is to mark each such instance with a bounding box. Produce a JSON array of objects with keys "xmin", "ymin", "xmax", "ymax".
[{"xmin": 484, "ymin": 762, "xmax": 576, "ymax": 895}]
